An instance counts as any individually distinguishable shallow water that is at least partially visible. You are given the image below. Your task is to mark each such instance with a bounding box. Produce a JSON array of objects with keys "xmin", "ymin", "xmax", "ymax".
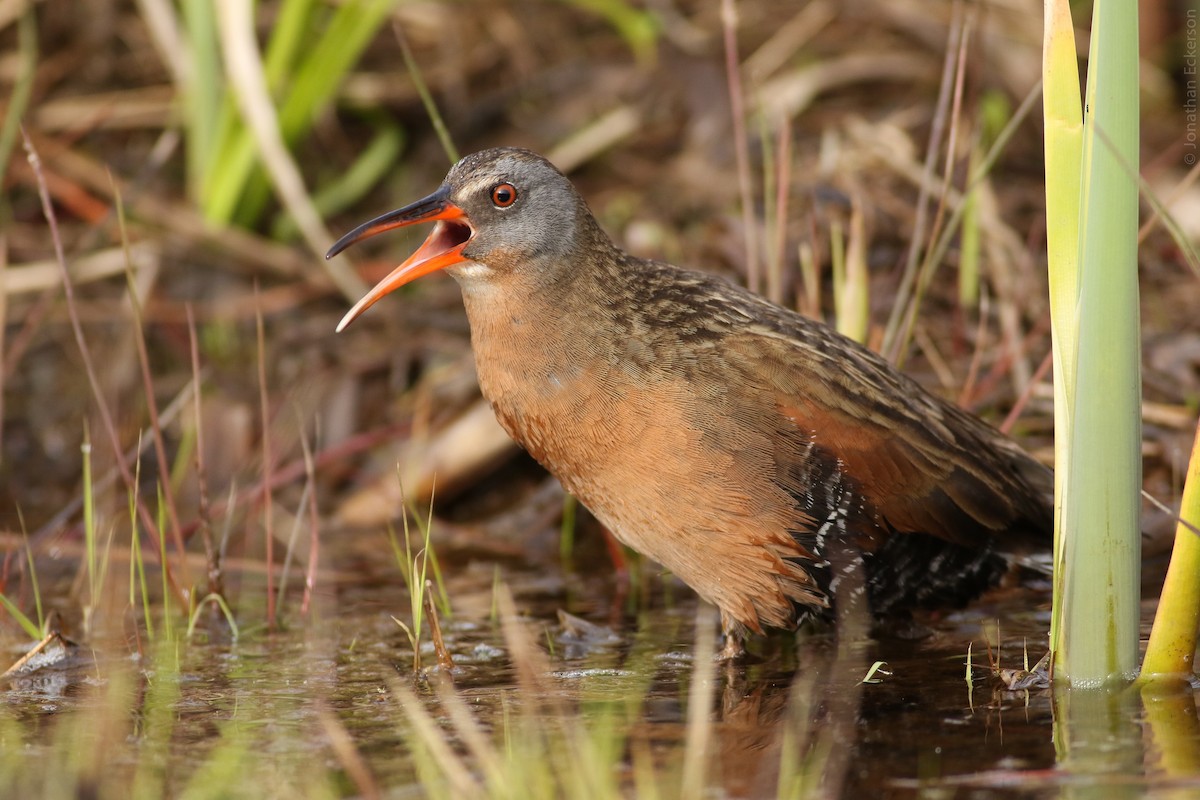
[{"xmin": 2, "ymin": 532, "xmax": 1197, "ymax": 799}]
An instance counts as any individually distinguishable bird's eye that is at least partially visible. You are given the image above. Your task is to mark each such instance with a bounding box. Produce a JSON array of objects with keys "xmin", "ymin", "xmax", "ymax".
[{"xmin": 491, "ymin": 183, "xmax": 518, "ymax": 208}]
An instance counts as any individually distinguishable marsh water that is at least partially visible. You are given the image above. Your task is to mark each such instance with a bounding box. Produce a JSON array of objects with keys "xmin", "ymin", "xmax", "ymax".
[{"xmin": 3, "ymin": 520, "xmax": 1195, "ymax": 799}]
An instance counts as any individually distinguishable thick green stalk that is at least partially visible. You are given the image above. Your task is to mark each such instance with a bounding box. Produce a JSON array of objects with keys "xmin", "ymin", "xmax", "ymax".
[
  {"xmin": 1057, "ymin": 0, "xmax": 1142, "ymax": 686},
  {"xmin": 1041, "ymin": 0, "xmax": 1083, "ymax": 662}
]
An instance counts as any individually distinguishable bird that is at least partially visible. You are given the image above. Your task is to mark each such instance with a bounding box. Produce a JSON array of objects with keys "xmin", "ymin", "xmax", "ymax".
[{"xmin": 327, "ymin": 147, "xmax": 1053, "ymax": 659}]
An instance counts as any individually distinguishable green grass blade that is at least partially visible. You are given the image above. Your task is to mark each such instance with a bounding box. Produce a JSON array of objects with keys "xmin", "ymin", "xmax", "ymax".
[
  {"xmin": 197, "ymin": 0, "xmax": 318, "ymax": 224},
  {"xmin": 187, "ymin": 593, "xmax": 240, "ymax": 640},
  {"xmin": 132, "ymin": 521, "xmax": 155, "ymax": 642},
  {"xmin": 82, "ymin": 426, "xmax": 97, "ymax": 625},
  {"xmin": 16, "ymin": 510, "xmax": 45, "ymax": 633},
  {"xmin": 0, "ymin": 5, "xmax": 37, "ymax": 192},
  {"xmin": 0, "ymin": 593, "xmax": 42, "ymax": 640},
  {"xmin": 959, "ymin": 93, "xmax": 1006, "ymax": 310},
  {"xmin": 559, "ymin": 493, "xmax": 578, "ymax": 566},
  {"xmin": 558, "ymin": 0, "xmax": 659, "ymax": 66},
  {"xmin": 232, "ymin": 0, "xmax": 399, "ymax": 226},
  {"xmin": 271, "ymin": 122, "xmax": 404, "ymax": 241},
  {"xmin": 958, "ymin": 146, "xmax": 981, "ymax": 308},
  {"xmin": 201, "ymin": 0, "xmax": 398, "ymax": 227},
  {"xmin": 263, "ymin": 0, "xmax": 317, "ymax": 87},
  {"xmin": 398, "ymin": 28, "xmax": 458, "ymax": 165},
  {"xmin": 159, "ymin": 486, "xmax": 174, "ymax": 642},
  {"xmin": 180, "ymin": 0, "xmax": 223, "ymax": 204}
]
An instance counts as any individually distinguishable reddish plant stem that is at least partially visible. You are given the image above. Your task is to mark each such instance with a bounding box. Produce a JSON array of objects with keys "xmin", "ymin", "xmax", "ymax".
[{"xmin": 21, "ymin": 127, "xmax": 187, "ymax": 609}]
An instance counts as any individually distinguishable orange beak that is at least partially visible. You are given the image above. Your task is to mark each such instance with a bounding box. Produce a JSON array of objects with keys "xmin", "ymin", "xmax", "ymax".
[{"xmin": 326, "ymin": 186, "xmax": 472, "ymax": 332}]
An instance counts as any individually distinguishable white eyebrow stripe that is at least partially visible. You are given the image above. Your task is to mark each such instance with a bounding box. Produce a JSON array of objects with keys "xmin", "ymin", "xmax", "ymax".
[{"xmin": 458, "ymin": 176, "xmax": 497, "ymax": 198}]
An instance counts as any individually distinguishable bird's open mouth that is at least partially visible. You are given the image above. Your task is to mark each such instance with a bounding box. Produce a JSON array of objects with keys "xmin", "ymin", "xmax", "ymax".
[
  {"xmin": 327, "ymin": 187, "xmax": 473, "ymax": 331},
  {"xmin": 429, "ymin": 218, "xmax": 474, "ymax": 253}
]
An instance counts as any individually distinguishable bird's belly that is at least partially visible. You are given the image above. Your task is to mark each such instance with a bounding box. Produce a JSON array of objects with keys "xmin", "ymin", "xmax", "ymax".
[
  {"xmin": 477, "ymin": 357, "xmax": 817, "ymax": 630},
  {"xmin": 484, "ymin": 365, "xmax": 708, "ymax": 557}
]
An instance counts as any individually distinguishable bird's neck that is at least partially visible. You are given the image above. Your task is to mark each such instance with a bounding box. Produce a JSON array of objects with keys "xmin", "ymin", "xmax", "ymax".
[
  {"xmin": 455, "ymin": 235, "xmax": 633, "ymax": 432},
  {"xmin": 459, "ymin": 256, "xmax": 609, "ymax": 369}
]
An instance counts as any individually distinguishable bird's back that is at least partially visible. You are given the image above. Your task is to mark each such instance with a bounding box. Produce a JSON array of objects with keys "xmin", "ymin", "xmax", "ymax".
[{"xmin": 458, "ymin": 210, "xmax": 1052, "ymax": 637}]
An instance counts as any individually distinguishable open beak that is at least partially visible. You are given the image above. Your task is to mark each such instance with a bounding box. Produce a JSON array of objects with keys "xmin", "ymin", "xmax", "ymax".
[{"xmin": 326, "ymin": 185, "xmax": 472, "ymax": 331}]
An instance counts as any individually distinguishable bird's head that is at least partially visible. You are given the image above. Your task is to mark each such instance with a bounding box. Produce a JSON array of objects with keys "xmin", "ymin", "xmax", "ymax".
[{"xmin": 327, "ymin": 148, "xmax": 588, "ymax": 331}]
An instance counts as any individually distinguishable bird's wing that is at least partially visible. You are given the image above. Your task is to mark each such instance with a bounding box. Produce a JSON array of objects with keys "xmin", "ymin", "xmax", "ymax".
[{"xmin": 719, "ymin": 318, "xmax": 1052, "ymax": 551}]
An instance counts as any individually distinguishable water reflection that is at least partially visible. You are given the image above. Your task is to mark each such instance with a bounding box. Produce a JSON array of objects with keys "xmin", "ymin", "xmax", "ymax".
[{"xmin": 3, "ymin": 571, "xmax": 1199, "ymax": 797}]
